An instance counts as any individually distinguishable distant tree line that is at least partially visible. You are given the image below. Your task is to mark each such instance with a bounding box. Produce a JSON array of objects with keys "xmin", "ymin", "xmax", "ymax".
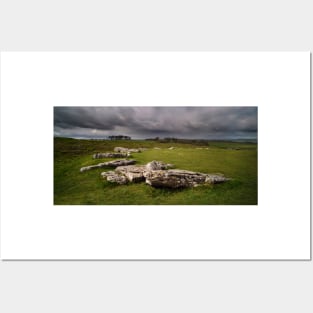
[
  {"xmin": 145, "ymin": 137, "xmax": 214, "ymax": 145},
  {"xmin": 108, "ymin": 135, "xmax": 131, "ymax": 140},
  {"xmin": 145, "ymin": 137, "xmax": 178, "ymax": 142}
]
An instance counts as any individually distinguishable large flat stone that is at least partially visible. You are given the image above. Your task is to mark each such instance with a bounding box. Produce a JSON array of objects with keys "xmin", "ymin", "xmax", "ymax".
[
  {"xmin": 93, "ymin": 152, "xmax": 129, "ymax": 159},
  {"xmin": 80, "ymin": 159, "xmax": 136, "ymax": 172},
  {"xmin": 115, "ymin": 165, "xmax": 147, "ymax": 182},
  {"xmin": 145, "ymin": 169, "xmax": 229, "ymax": 188},
  {"xmin": 114, "ymin": 147, "xmax": 147, "ymax": 153}
]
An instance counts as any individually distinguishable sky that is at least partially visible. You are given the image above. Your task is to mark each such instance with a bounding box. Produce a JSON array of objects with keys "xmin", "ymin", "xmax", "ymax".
[{"xmin": 54, "ymin": 106, "xmax": 257, "ymax": 140}]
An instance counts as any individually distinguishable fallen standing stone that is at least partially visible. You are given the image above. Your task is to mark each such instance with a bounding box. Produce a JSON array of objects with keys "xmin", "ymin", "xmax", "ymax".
[
  {"xmin": 80, "ymin": 159, "xmax": 136, "ymax": 172},
  {"xmin": 93, "ymin": 152, "xmax": 129, "ymax": 159},
  {"xmin": 145, "ymin": 169, "xmax": 229, "ymax": 188},
  {"xmin": 113, "ymin": 147, "xmax": 145, "ymax": 153}
]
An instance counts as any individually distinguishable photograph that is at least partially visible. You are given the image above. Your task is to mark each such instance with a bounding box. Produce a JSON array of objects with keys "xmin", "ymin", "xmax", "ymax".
[{"xmin": 54, "ymin": 106, "xmax": 258, "ymax": 205}]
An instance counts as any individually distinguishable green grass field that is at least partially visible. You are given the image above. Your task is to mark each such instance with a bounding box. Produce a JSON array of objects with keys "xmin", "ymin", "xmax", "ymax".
[{"xmin": 54, "ymin": 137, "xmax": 257, "ymax": 205}]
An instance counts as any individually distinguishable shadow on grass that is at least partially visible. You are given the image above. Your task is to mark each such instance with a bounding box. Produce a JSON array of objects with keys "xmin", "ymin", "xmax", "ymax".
[{"xmin": 102, "ymin": 179, "xmax": 240, "ymax": 194}]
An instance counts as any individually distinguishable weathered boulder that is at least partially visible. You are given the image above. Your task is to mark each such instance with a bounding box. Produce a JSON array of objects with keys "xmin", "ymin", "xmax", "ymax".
[
  {"xmin": 93, "ymin": 152, "xmax": 129, "ymax": 159},
  {"xmin": 114, "ymin": 147, "xmax": 146, "ymax": 153},
  {"xmin": 145, "ymin": 169, "xmax": 229, "ymax": 188},
  {"xmin": 115, "ymin": 165, "xmax": 147, "ymax": 182},
  {"xmin": 112, "ymin": 161, "xmax": 173, "ymax": 182},
  {"xmin": 114, "ymin": 147, "xmax": 129, "ymax": 153},
  {"xmin": 80, "ymin": 159, "xmax": 136, "ymax": 172},
  {"xmin": 101, "ymin": 171, "xmax": 128, "ymax": 184},
  {"xmin": 145, "ymin": 160, "xmax": 173, "ymax": 171},
  {"xmin": 105, "ymin": 159, "xmax": 136, "ymax": 168},
  {"xmin": 145, "ymin": 169, "xmax": 203, "ymax": 188},
  {"xmin": 204, "ymin": 174, "xmax": 229, "ymax": 184}
]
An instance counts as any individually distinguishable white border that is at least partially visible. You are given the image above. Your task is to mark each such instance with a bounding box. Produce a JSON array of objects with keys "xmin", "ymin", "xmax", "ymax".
[{"xmin": 0, "ymin": 52, "xmax": 310, "ymax": 259}]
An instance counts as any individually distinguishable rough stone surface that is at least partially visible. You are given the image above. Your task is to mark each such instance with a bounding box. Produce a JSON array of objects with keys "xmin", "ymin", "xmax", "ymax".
[
  {"xmin": 101, "ymin": 171, "xmax": 128, "ymax": 184},
  {"xmin": 93, "ymin": 152, "xmax": 129, "ymax": 159},
  {"xmin": 80, "ymin": 159, "xmax": 136, "ymax": 172},
  {"xmin": 145, "ymin": 169, "xmax": 229, "ymax": 188},
  {"xmin": 114, "ymin": 147, "xmax": 129, "ymax": 153},
  {"xmin": 145, "ymin": 160, "xmax": 173, "ymax": 171},
  {"xmin": 115, "ymin": 165, "xmax": 147, "ymax": 182},
  {"xmin": 105, "ymin": 159, "xmax": 136, "ymax": 168},
  {"xmin": 204, "ymin": 174, "xmax": 229, "ymax": 184},
  {"xmin": 114, "ymin": 147, "xmax": 145, "ymax": 153},
  {"xmin": 101, "ymin": 161, "xmax": 173, "ymax": 183}
]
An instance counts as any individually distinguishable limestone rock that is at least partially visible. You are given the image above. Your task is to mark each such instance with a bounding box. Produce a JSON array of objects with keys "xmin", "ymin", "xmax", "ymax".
[
  {"xmin": 205, "ymin": 174, "xmax": 229, "ymax": 184},
  {"xmin": 101, "ymin": 171, "xmax": 128, "ymax": 184},
  {"xmin": 113, "ymin": 147, "xmax": 145, "ymax": 153},
  {"xmin": 101, "ymin": 161, "xmax": 173, "ymax": 183},
  {"xmin": 80, "ymin": 159, "xmax": 136, "ymax": 172},
  {"xmin": 93, "ymin": 152, "xmax": 129, "ymax": 159},
  {"xmin": 115, "ymin": 165, "xmax": 147, "ymax": 182},
  {"xmin": 105, "ymin": 159, "xmax": 136, "ymax": 168},
  {"xmin": 145, "ymin": 169, "xmax": 204, "ymax": 188},
  {"xmin": 114, "ymin": 147, "xmax": 129, "ymax": 153},
  {"xmin": 80, "ymin": 164, "xmax": 104, "ymax": 172},
  {"xmin": 145, "ymin": 169, "xmax": 228, "ymax": 188},
  {"xmin": 145, "ymin": 160, "xmax": 173, "ymax": 171}
]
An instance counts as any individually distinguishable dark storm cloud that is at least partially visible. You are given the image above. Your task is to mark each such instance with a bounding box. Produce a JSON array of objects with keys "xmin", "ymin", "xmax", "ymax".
[{"xmin": 54, "ymin": 107, "xmax": 257, "ymax": 139}]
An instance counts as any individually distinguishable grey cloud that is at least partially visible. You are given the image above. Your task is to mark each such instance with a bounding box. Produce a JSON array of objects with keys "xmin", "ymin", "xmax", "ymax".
[{"xmin": 54, "ymin": 106, "xmax": 257, "ymax": 140}]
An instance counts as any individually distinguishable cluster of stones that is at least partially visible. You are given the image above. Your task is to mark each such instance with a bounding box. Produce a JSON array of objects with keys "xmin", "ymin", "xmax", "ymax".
[
  {"xmin": 80, "ymin": 147, "xmax": 230, "ymax": 188},
  {"xmin": 92, "ymin": 147, "xmax": 147, "ymax": 159},
  {"xmin": 114, "ymin": 147, "xmax": 147, "ymax": 153},
  {"xmin": 101, "ymin": 161, "xmax": 172, "ymax": 184},
  {"xmin": 101, "ymin": 160, "xmax": 229, "ymax": 188}
]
